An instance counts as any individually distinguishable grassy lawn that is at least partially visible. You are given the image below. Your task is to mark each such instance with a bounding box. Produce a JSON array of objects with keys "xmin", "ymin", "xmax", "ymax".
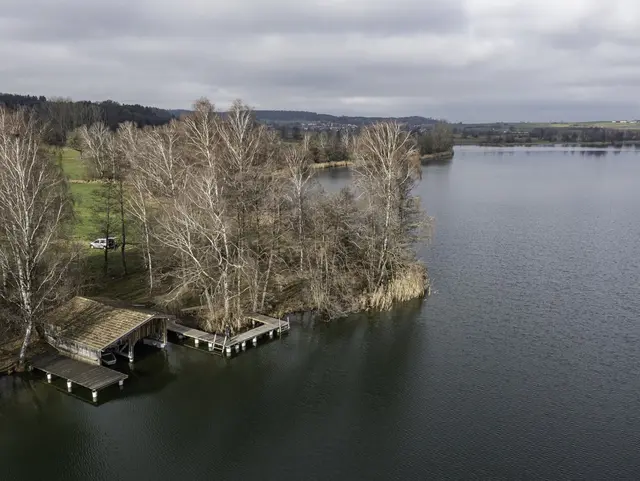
[
  {"xmin": 57, "ymin": 147, "xmax": 102, "ymax": 241},
  {"xmin": 58, "ymin": 148, "xmax": 87, "ymax": 180},
  {"xmin": 65, "ymin": 171, "xmax": 149, "ymax": 301},
  {"xmin": 69, "ymin": 182, "xmax": 102, "ymax": 240},
  {"xmin": 81, "ymin": 248, "xmax": 151, "ymax": 302}
]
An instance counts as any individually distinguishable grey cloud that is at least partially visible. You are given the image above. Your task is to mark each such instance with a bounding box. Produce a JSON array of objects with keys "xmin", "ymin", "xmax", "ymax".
[
  {"xmin": 2, "ymin": 0, "xmax": 640, "ymax": 122},
  {"xmin": 6, "ymin": 0, "xmax": 467, "ymax": 40}
]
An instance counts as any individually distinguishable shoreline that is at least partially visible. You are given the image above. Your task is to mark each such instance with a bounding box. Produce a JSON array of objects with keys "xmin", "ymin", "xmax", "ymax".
[
  {"xmin": 454, "ymin": 141, "xmax": 640, "ymax": 148},
  {"xmin": 310, "ymin": 150, "xmax": 455, "ymax": 170},
  {"xmin": 420, "ymin": 149, "xmax": 455, "ymax": 164}
]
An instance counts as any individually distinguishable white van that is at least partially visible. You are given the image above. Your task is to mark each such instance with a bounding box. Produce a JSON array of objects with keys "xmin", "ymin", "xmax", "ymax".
[{"xmin": 89, "ymin": 237, "xmax": 117, "ymax": 249}]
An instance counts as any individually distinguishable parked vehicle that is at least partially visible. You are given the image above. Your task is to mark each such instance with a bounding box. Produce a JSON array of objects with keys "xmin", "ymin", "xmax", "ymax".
[
  {"xmin": 101, "ymin": 351, "xmax": 117, "ymax": 366},
  {"xmin": 90, "ymin": 237, "xmax": 117, "ymax": 250}
]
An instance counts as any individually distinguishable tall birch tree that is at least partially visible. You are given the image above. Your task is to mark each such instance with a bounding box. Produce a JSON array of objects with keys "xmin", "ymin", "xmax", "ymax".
[{"xmin": 0, "ymin": 108, "xmax": 72, "ymax": 366}]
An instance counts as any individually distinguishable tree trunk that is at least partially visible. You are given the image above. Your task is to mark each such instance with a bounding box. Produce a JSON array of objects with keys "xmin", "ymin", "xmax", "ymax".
[
  {"xmin": 119, "ymin": 179, "xmax": 127, "ymax": 275},
  {"xmin": 260, "ymin": 249, "xmax": 274, "ymax": 310},
  {"xmin": 103, "ymin": 182, "xmax": 112, "ymax": 276},
  {"xmin": 236, "ymin": 266, "xmax": 242, "ymax": 319},
  {"xmin": 222, "ymin": 268, "xmax": 230, "ymax": 328},
  {"xmin": 377, "ymin": 179, "xmax": 393, "ymax": 288},
  {"xmin": 298, "ymin": 192, "xmax": 304, "ymax": 270},
  {"xmin": 144, "ymin": 223, "xmax": 153, "ymax": 291},
  {"xmin": 18, "ymin": 319, "xmax": 33, "ymax": 368},
  {"xmin": 220, "ymin": 223, "xmax": 231, "ymax": 326},
  {"xmin": 261, "ymin": 201, "xmax": 279, "ymax": 310},
  {"xmin": 252, "ymin": 266, "xmax": 259, "ymax": 312}
]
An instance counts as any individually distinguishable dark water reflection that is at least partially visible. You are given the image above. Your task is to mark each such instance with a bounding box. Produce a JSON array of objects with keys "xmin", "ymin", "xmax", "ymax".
[{"xmin": 2, "ymin": 146, "xmax": 640, "ymax": 480}]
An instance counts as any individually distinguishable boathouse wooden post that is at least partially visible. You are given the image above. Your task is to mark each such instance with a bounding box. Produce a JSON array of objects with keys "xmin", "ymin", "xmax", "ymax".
[{"xmin": 162, "ymin": 318, "xmax": 168, "ymax": 346}]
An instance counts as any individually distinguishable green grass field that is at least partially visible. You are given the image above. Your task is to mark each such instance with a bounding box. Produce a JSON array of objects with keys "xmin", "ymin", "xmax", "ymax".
[
  {"xmin": 69, "ymin": 182, "xmax": 102, "ymax": 240},
  {"xmin": 58, "ymin": 148, "xmax": 87, "ymax": 180},
  {"xmin": 80, "ymin": 246, "xmax": 151, "ymax": 300},
  {"xmin": 60, "ymin": 149, "xmax": 134, "ymax": 242},
  {"xmin": 60, "ymin": 151, "xmax": 147, "ymax": 290},
  {"xmin": 57, "ymin": 147, "xmax": 104, "ymax": 239}
]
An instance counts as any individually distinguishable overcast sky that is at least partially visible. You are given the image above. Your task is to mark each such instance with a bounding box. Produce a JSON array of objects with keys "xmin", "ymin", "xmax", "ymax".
[{"xmin": 2, "ymin": 0, "xmax": 640, "ymax": 122}]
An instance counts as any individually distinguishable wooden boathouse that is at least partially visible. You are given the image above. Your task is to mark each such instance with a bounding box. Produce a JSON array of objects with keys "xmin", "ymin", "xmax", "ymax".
[{"xmin": 44, "ymin": 296, "xmax": 174, "ymax": 365}]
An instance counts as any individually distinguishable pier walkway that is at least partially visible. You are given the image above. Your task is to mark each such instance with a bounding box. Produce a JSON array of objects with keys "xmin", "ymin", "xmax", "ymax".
[
  {"xmin": 167, "ymin": 313, "xmax": 290, "ymax": 356},
  {"xmin": 31, "ymin": 352, "xmax": 127, "ymax": 403},
  {"xmin": 166, "ymin": 321, "xmax": 227, "ymax": 353}
]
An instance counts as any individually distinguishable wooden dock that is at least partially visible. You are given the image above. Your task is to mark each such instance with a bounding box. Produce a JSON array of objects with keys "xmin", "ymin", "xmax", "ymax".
[
  {"xmin": 166, "ymin": 320, "xmax": 227, "ymax": 353},
  {"xmin": 31, "ymin": 352, "xmax": 127, "ymax": 403},
  {"xmin": 167, "ymin": 313, "xmax": 290, "ymax": 356}
]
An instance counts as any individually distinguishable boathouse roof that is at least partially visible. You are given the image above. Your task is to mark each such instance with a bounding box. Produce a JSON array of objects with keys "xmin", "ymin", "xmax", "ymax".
[{"xmin": 45, "ymin": 296, "xmax": 171, "ymax": 352}]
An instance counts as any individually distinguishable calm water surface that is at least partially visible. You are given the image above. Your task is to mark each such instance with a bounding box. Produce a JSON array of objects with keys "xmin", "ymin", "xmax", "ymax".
[{"xmin": 2, "ymin": 146, "xmax": 640, "ymax": 480}]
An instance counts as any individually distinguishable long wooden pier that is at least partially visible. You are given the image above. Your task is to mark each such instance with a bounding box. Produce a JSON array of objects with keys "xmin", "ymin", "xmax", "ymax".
[
  {"xmin": 31, "ymin": 352, "xmax": 127, "ymax": 403},
  {"xmin": 167, "ymin": 313, "xmax": 290, "ymax": 356}
]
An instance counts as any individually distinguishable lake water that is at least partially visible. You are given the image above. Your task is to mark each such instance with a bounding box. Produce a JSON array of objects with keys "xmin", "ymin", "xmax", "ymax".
[{"xmin": 2, "ymin": 146, "xmax": 640, "ymax": 480}]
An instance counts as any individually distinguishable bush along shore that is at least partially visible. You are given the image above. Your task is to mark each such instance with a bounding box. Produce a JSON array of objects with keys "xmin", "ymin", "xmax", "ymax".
[
  {"xmin": 0, "ymin": 100, "xmax": 432, "ymax": 369},
  {"xmin": 310, "ymin": 149, "xmax": 454, "ymax": 170}
]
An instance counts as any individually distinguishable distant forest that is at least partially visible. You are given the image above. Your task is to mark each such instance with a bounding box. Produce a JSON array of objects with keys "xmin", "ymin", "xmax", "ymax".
[
  {"xmin": 248, "ymin": 110, "xmax": 441, "ymax": 126},
  {"xmin": 0, "ymin": 93, "xmax": 174, "ymax": 145},
  {"xmin": 454, "ymin": 124, "xmax": 640, "ymax": 146},
  {"xmin": 0, "ymin": 93, "xmax": 441, "ymax": 146}
]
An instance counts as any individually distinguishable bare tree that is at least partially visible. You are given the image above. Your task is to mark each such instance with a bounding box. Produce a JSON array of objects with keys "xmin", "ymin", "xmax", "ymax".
[
  {"xmin": 351, "ymin": 122, "xmax": 425, "ymax": 301},
  {"xmin": 282, "ymin": 143, "xmax": 314, "ymax": 269},
  {"xmin": 216, "ymin": 101, "xmax": 270, "ymax": 318},
  {"xmin": 302, "ymin": 132, "xmax": 313, "ymax": 152},
  {"xmin": 155, "ymin": 100, "xmax": 286, "ymax": 330},
  {"xmin": 156, "ymin": 166, "xmax": 233, "ymax": 330},
  {"xmin": 305, "ymin": 189, "xmax": 361, "ymax": 317},
  {"xmin": 127, "ymin": 161, "xmax": 155, "ymax": 290},
  {"xmin": 340, "ymin": 129, "xmax": 352, "ymax": 152},
  {"xmin": 0, "ymin": 108, "xmax": 73, "ymax": 366},
  {"xmin": 77, "ymin": 122, "xmax": 112, "ymax": 178},
  {"xmin": 112, "ymin": 122, "xmax": 142, "ymax": 275},
  {"xmin": 179, "ymin": 99, "xmax": 235, "ymax": 328},
  {"xmin": 131, "ymin": 120, "xmax": 188, "ymax": 200},
  {"xmin": 316, "ymin": 131, "xmax": 329, "ymax": 162},
  {"xmin": 78, "ymin": 123, "xmax": 122, "ymax": 276}
]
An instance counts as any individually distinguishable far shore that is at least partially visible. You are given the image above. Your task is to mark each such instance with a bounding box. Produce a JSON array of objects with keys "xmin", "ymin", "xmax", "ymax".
[
  {"xmin": 310, "ymin": 150, "xmax": 455, "ymax": 170},
  {"xmin": 454, "ymin": 140, "xmax": 640, "ymax": 148}
]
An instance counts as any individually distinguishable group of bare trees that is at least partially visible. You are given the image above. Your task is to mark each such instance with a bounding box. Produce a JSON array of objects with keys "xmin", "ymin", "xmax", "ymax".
[{"xmin": 0, "ymin": 99, "xmax": 431, "ymax": 367}]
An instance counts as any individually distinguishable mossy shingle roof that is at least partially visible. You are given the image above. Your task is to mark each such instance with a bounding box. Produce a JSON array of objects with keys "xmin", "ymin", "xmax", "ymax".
[{"xmin": 46, "ymin": 296, "xmax": 167, "ymax": 351}]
